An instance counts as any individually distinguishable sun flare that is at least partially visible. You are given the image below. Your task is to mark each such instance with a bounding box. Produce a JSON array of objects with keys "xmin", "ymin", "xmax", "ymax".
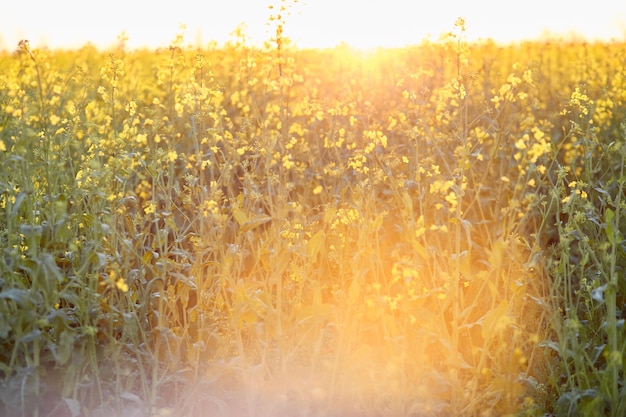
[
  {"xmin": 3, "ymin": 0, "xmax": 626, "ymax": 416},
  {"xmin": 1, "ymin": 0, "xmax": 625, "ymax": 51}
]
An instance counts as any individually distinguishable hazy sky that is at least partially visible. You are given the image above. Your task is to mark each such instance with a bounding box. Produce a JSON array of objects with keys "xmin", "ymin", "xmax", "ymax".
[{"xmin": 1, "ymin": 0, "xmax": 626, "ymax": 50}]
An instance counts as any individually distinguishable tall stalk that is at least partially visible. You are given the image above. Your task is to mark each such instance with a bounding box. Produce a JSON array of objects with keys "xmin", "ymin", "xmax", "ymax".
[{"xmin": 606, "ymin": 149, "xmax": 624, "ymax": 414}]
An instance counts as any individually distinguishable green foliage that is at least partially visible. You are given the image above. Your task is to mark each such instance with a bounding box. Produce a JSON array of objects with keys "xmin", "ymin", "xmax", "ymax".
[
  {"xmin": 1, "ymin": 27, "xmax": 626, "ymax": 417},
  {"xmin": 539, "ymin": 114, "xmax": 626, "ymax": 417}
]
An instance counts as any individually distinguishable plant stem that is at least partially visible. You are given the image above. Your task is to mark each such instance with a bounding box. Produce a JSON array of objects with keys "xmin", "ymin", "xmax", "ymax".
[{"xmin": 607, "ymin": 150, "xmax": 624, "ymax": 414}]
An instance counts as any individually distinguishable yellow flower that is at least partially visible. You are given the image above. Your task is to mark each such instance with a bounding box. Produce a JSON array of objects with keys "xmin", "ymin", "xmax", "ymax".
[
  {"xmin": 116, "ymin": 278, "xmax": 129, "ymax": 292},
  {"xmin": 282, "ymin": 155, "xmax": 295, "ymax": 170},
  {"xmin": 445, "ymin": 191, "xmax": 458, "ymax": 209},
  {"xmin": 101, "ymin": 269, "xmax": 129, "ymax": 292},
  {"xmin": 175, "ymin": 102, "xmax": 184, "ymax": 116},
  {"xmin": 135, "ymin": 134, "xmax": 148, "ymax": 145},
  {"xmin": 0, "ymin": 140, "xmax": 5, "ymax": 152},
  {"xmin": 125, "ymin": 100, "xmax": 137, "ymax": 116},
  {"xmin": 201, "ymin": 199, "xmax": 218, "ymax": 217},
  {"xmin": 144, "ymin": 201, "xmax": 156, "ymax": 215},
  {"xmin": 515, "ymin": 137, "xmax": 527, "ymax": 150}
]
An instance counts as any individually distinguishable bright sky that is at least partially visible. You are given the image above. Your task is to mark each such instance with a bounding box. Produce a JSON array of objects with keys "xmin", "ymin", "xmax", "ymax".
[{"xmin": 1, "ymin": 0, "xmax": 625, "ymax": 51}]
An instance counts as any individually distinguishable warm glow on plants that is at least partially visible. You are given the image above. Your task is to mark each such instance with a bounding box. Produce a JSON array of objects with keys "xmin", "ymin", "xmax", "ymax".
[{"xmin": 3, "ymin": 3, "xmax": 626, "ymax": 417}]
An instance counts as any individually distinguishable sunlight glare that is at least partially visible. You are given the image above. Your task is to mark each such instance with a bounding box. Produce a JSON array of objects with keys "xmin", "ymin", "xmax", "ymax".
[{"xmin": 1, "ymin": 0, "xmax": 625, "ymax": 51}]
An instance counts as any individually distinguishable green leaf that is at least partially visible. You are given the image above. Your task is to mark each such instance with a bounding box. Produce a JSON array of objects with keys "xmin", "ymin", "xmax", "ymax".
[
  {"xmin": 539, "ymin": 340, "xmax": 561, "ymax": 354},
  {"xmin": 20, "ymin": 328, "xmax": 42, "ymax": 343},
  {"xmin": 605, "ymin": 208, "xmax": 616, "ymax": 245},
  {"xmin": 46, "ymin": 308, "xmax": 70, "ymax": 331},
  {"xmin": 0, "ymin": 288, "xmax": 31, "ymax": 306},
  {"xmin": 240, "ymin": 214, "xmax": 272, "ymax": 233},
  {"xmin": 232, "ymin": 207, "xmax": 248, "ymax": 226},
  {"xmin": 9, "ymin": 192, "xmax": 27, "ymax": 220},
  {"xmin": 41, "ymin": 253, "xmax": 64, "ymax": 283},
  {"xmin": 52, "ymin": 330, "xmax": 76, "ymax": 366},
  {"xmin": 307, "ymin": 230, "xmax": 325, "ymax": 260},
  {"xmin": 591, "ymin": 284, "xmax": 606, "ymax": 303}
]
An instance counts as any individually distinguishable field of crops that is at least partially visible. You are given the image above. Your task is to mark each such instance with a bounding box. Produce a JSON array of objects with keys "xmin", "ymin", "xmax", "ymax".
[{"xmin": 2, "ymin": 19, "xmax": 626, "ymax": 417}]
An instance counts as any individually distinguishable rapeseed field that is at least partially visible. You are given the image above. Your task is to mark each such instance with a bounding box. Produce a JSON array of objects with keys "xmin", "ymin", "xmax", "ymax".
[{"xmin": 2, "ymin": 17, "xmax": 626, "ymax": 417}]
